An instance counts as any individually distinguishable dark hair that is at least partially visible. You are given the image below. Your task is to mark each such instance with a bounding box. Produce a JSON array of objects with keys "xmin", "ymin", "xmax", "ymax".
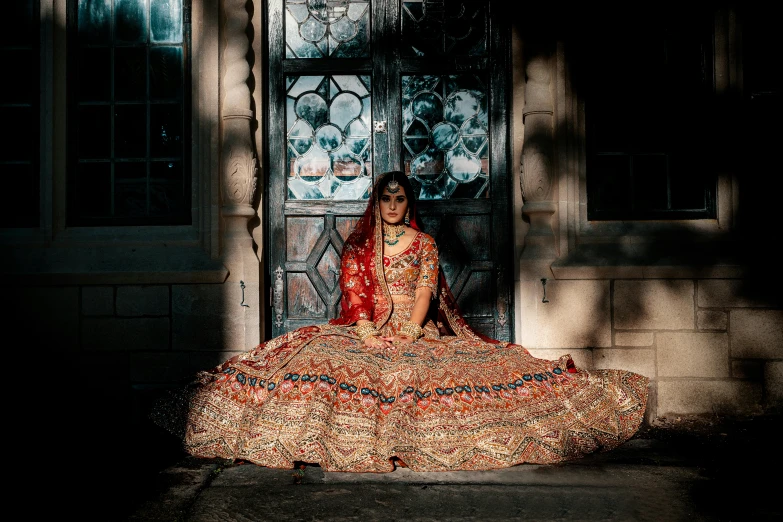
[{"xmin": 373, "ymin": 170, "xmax": 418, "ymax": 225}]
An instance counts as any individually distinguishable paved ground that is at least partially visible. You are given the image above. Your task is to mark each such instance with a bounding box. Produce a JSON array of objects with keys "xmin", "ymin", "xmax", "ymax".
[{"xmin": 66, "ymin": 413, "xmax": 782, "ymax": 521}]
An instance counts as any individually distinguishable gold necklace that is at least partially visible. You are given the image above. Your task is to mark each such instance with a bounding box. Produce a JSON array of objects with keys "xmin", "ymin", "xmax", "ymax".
[{"xmin": 383, "ymin": 223, "xmax": 406, "ymax": 246}]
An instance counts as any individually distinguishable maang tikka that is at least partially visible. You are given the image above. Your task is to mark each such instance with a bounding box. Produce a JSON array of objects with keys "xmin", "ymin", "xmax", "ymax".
[{"xmin": 387, "ymin": 175, "xmax": 401, "ymax": 194}]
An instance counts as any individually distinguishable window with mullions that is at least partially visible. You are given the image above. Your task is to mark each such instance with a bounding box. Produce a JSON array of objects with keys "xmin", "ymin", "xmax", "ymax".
[
  {"xmin": 0, "ymin": 0, "xmax": 39, "ymax": 228},
  {"xmin": 67, "ymin": 0, "xmax": 191, "ymax": 226},
  {"xmin": 585, "ymin": 10, "xmax": 716, "ymax": 221}
]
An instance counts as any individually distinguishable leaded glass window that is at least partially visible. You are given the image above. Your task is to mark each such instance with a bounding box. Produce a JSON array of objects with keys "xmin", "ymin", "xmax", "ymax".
[
  {"xmin": 401, "ymin": 0, "xmax": 487, "ymax": 57},
  {"xmin": 285, "ymin": 0, "xmax": 370, "ymax": 58},
  {"xmin": 286, "ymin": 75, "xmax": 373, "ymax": 199},
  {"xmin": 402, "ymin": 74, "xmax": 489, "ymax": 199},
  {"xmin": 68, "ymin": 0, "xmax": 190, "ymax": 225},
  {"xmin": 1, "ymin": 0, "xmax": 39, "ymax": 228}
]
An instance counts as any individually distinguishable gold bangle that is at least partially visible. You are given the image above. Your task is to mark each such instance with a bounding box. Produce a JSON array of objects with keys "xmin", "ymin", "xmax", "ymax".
[
  {"xmin": 399, "ymin": 321, "xmax": 423, "ymax": 340},
  {"xmin": 355, "ymin": 322, "xmax": 380, "ymax": 341}
]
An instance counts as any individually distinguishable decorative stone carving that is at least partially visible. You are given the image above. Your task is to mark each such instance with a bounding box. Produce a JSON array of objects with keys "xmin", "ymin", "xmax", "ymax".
[
  {"xmin": 224, "ymin": 138, "xmax": 258, "ymax": 209},
  {"xmin": 218, "ymin": 0, "xmax": 261, "ymax": 347},
  {"xmin": 520, "ymin": 47, "xmax": 558, "ymax": 272},
  {"xmin": 520, "ymin": 150, "xmax": 552, "ymax": 202},
  {"xmin": 221, "ymin": 0, "xmax": 257, "ymax": 217},
  {"xmin": 520, "ymin": 54, "xmax": 554, "ymax": 203}
]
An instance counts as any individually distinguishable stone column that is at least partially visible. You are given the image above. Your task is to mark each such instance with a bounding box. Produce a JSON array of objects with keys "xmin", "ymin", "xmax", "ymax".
[
  {"xmin": 519, "ymin": 47, "xmax": 557, "ymax": 279},
  {"xmin": 220, "ymin": 0, "xmax": 260, "ymax": 346}
]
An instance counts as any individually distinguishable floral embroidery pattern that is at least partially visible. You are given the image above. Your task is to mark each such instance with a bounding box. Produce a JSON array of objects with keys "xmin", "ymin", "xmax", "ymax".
[
  {"xmin": 185, "ymin": 322, "xmax": 648, "ymax": 472},
  {"xmin": 383, "ymin": 232, "xmax": 439, "ymax": 297},
  {"xmin": 180, "ymin": 207, "xmax": 648, "ymax": 473}
]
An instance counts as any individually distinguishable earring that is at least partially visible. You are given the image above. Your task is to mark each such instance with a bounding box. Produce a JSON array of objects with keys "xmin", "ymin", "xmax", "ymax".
[{"xmin": 404, "ymin": 209, "xmax": 410, "ymax": 226}]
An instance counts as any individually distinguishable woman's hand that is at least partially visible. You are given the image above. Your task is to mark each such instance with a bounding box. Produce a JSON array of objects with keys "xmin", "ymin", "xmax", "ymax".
[
  {"xmin": 385, "ymin": 335, "xmax": 413, "ymax": 345},
  {"xmin": 364, "ymin": 335, "xmax": 394, "ymax": 350},
  {"xmin": 362, "ymin": 333, "xmax": 415, "ymax": 351}
]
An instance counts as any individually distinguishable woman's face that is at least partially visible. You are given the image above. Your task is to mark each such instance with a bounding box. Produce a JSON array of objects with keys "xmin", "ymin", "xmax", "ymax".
[{"xmin": 379, "ymin": 185, "xmax": 408, "ymax": 225}]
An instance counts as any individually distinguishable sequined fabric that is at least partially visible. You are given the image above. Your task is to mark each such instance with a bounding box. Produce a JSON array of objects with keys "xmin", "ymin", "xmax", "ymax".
[
  {"xmin": 383, "ymin": 232, "xmax": 439, "ymax": 297},
  {"xmin": 179, "ymin": 232, "xmax": 650, "ymax": 472}
]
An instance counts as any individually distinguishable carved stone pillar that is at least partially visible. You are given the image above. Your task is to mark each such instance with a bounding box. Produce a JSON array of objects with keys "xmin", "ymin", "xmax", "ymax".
[
  {"xmin": 220, "ymin": 0, "xmax": 260, "ymax": 345},
  {"xmin": 519, "ymin": 49, "xmax": 557, "ymax": 279}
]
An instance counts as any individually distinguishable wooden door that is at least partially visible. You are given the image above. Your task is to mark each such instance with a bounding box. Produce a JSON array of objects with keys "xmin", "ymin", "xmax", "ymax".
[{"xmin": 267, "ymin": 0, "xmax": 512, "ymax": 341}]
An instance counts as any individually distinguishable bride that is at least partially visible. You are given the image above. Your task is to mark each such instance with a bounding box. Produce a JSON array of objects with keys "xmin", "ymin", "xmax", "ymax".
[{"xmin": 162, "ymin": 170, "xmax": 649, "ymax": 472}]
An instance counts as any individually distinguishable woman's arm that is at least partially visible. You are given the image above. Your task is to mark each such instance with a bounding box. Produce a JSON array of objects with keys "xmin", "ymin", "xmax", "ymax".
[
  {"xmin": 408, "ymin": 286, "xmax": 433, "ymax": 326},
  {"xmin": 389, "ymin": 234, "xmax": 438, "ymax": 342}
]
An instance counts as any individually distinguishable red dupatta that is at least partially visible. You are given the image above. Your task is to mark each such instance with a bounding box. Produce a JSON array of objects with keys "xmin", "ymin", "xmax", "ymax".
[
  {"xmin": 328, "ymin": 175, "xmax": 502, "ymax": 345},
  {"xmin": 328, "ymin": 177, "xmax": 397, "ymax": 329}
]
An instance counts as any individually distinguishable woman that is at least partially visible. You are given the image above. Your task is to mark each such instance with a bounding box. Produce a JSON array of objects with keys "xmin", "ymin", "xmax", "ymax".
[{"xmin": 167, "ymin": 171, "xmax": 649, "ymax": 472}]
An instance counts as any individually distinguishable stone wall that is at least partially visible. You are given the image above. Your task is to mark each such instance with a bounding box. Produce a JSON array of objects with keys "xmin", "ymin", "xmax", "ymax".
[
  {"xmin": 13, "ymin": 282, "xmax": 246, "ymax": 437},
  {"xmin": 522, "ymin": 278, "xmax": 783, "ymax": 418},
  {"xmin": 16, "ymin": 275, "xmax": 779, "ymax": 433}
]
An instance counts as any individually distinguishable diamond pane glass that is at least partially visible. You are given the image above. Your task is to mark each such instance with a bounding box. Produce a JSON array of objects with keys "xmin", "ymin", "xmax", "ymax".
[
  {"xmin": 286, "ymin": 75, "xmax": 372, "ymax": 200},
  {"xmin": 403, "ymin": 74, "xmax": 489, "ymax": 199}
]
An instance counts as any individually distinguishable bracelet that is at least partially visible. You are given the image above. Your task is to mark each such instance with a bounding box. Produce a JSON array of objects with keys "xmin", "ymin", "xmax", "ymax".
[
  {"xmin": 398, "ymin": 321, "xmax": 423, "ymax": 340},
  {"xmin": 355, "ymin": 322, "xmax": 380, "ymax": 341}
]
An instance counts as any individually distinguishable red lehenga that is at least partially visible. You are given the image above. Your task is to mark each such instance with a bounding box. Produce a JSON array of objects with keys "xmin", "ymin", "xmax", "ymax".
[{"xmin": 171, "ymin": 195, "xmax": 649, "ymax": 472}]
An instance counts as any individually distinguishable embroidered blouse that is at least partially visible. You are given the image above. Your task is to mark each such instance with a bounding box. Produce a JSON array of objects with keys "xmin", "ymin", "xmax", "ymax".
[{"xmin": 383, "ymin": 232, "xmax": 439, "ymax": 299}]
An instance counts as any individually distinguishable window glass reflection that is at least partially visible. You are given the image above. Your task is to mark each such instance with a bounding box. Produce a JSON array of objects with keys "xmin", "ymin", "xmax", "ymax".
[
  {"xmin": 286, "ymin": 75, "xmax": 372, "ymax": 200},
  {"xmin": 402, "ymin": 74, "xmax": 489, "ymax": 199}
]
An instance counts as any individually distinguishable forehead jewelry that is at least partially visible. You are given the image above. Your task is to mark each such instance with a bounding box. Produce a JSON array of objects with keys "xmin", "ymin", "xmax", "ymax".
[{"xmin": 387, "ymin": 177, "xmax": 401, "ymax": 194}]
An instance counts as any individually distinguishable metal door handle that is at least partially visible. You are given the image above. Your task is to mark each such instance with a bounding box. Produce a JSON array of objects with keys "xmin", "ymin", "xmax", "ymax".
[{"xmin": 273, "ymin": 266, "xmax": 284, "ymax": 327}]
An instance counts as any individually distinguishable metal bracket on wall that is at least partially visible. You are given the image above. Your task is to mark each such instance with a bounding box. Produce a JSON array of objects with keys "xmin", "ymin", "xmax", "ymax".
[
  {"xmin": 240, "ymin": 280, "xmax": 250, "ymax": 307},
  {"xmin": 541, "ymin": 278, "xmax": 550, "ymax": 303}
]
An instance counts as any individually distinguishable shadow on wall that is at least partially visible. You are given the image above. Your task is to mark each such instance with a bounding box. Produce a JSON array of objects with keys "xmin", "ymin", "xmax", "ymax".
[
  {"xmin": 512, "ymin": 3, "xmax": 782, "ymax": 423},
  {"xmin": 18, "ymin": 3, "xmax": 782, "ymax": 509}
]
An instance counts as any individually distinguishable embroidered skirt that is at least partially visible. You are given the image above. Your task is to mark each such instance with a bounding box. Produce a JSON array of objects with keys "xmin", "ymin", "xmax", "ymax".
[{"xmin": 178, "ymin": 309, "xmax": 649, "ymax": 472}]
